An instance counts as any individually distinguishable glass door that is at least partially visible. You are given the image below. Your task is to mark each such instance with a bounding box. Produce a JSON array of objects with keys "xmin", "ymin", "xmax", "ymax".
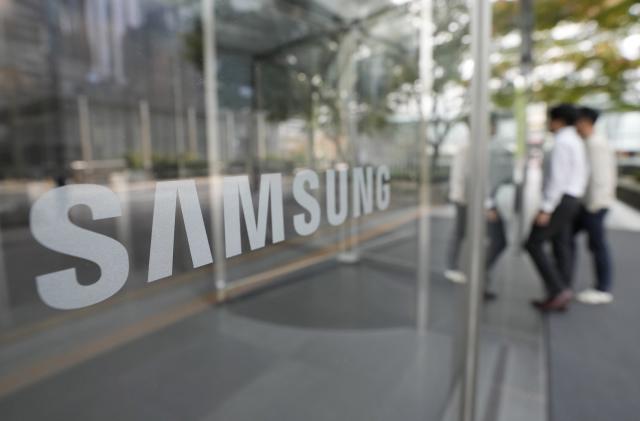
[{"xmin": 0, "ymin": 1, "xmax": 490, "ymax": 420}]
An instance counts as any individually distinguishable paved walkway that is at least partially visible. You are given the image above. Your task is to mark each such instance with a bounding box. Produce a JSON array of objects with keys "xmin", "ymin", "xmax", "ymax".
[
  {"xmin": 547, "ymin": 227, "xmax": 640, "ymax": 421},
  {"xmin": 536, "ymin": 177, "xmax": 640, "ymax": 421}
]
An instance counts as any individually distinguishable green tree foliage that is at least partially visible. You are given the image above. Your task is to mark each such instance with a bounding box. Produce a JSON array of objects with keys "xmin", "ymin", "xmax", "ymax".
[{"xmin": 492, "ymin": 0, "xmax": 640, "ymax": 110}]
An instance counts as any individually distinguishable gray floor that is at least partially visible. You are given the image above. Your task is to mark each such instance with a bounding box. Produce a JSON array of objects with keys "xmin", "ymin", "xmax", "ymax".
[
  {"xmin": 0, "ymin": 207, "xmax": 544, "ymax": 421},
  {"xmin": 0, "ymin": 211, "xmax": 548, "ymax": 421},
  {"xmin": 0, "ymin": 263, "xmax": 454, "ymax": 421},
  {"xmin": 547, "ymin": 229, "xmax": 640, "ymax": 421}
]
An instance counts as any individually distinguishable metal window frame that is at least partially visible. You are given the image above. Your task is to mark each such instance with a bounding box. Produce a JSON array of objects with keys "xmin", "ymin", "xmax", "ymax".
[{"xmin": 460, "ymin": 0, "xmax": 492, "ymax": 420}]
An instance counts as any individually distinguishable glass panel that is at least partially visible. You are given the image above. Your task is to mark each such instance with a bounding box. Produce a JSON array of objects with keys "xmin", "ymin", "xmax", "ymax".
[
  {"xmin": 472, "ymin": 2, "xmax": 547, "ymax": 419},
  {"xmin": 0, "ymin": 1, "xmax": 474, "ymax": 419}
]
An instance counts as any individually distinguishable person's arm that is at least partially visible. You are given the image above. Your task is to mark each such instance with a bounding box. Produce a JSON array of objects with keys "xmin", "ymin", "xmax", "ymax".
[
  {"xmin": 588, "ymin": 139, "xmax": 616, "ymax": 210},
  {"xmin": 540, "ymin": 139, "xmax": 571, "ymax": 214},
  {"xmin": 591, "ymin": 142, "xmax": 610, "ymax": 189},
  {"xmin": 601, "ymin": 142, "xmax": 618, "ymax": 205},
  {"xmin": 610, "ymin": 147, "xmax": 618, "ymax": 196}
]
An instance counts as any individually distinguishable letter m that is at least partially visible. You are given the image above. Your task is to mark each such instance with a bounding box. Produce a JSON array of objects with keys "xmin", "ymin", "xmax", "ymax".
[{"xmin": 223, "ymin": 174, "xmax": 285, "ymax": 257}]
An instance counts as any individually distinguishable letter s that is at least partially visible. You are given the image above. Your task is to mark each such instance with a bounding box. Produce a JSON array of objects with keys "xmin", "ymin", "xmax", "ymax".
[
  {"xmin": 30, "ymin": 185, "xmax": 129, "ymax": 310},
  {"xmin": 293, "ymin": 170, "xmax": 321, "ymax": 236}
]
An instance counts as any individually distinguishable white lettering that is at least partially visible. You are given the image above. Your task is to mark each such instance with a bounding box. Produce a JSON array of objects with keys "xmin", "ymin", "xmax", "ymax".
[
  {"xmin": 352, "ymin": 167, "xmax": 374, "ymax": 218},
  {"xmin": 326, "ymin": 169, "xmax": 348, "ymax": 226},
  {"xmin": 293, "ymin": 170, "xmax": 321, "ymax": 236},
  {"xmin": 28, "ymin": 166, "xmax": 391, "ymax": 310},
  {"xmin": 147, "ymin": 180, "xmax": 213, "ymax": 282},
  {"xmin": 376, "ymin": 165, "xmax": 391, "ymax": 210},
  {"xmin": 223, "ymin": 174, "xmax": 285, "ymax": 258},
  {"xmin": 30, "ymin": 185, "xmax": 129, "ymax": 310}
]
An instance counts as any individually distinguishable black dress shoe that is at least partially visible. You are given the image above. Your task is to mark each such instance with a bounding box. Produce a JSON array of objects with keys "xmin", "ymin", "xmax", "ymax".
[{"xmin": 484, "ymin": 291, "xmax": 498, "ymax": 301}]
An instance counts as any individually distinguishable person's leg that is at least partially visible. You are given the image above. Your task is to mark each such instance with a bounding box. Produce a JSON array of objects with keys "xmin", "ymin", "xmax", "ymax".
[
  {"xmin": 525, "ymin": 224, "xmax": 565, "ymax": 298},
  {"xmin": 551, "ymin": 221, "xmax": 576, "ymax": 290},
  {"xmin": 447, "ymin": 204, "xmax": 467, "ymax": 270},
  {"xmin": 525, "ymin": 196, "xmax": 580, "ymax": 299},
  {"xmin": 550, "ymin": 197, "xmax": 581, "ymax": 291},
  {"xmin": 486, "ymin": 212, "xmax": 507, "ymax": 272},
  {"xmin": 568, "ymin": 207, "xmax": 587, "ymax": 286},
  {"xmin": 484, "ymin": 212, "xmax": 507, "ymax": 300},
  {"xmin": 585, "ymin": 209, "xmax": 613, "ymax": 292}
]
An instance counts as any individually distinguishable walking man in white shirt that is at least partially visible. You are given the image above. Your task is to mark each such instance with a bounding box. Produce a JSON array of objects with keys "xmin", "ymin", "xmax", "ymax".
[
  {"xmin": 526, "ymin": 104, "xmax": 589, "ymax": 312},
  {"xmin": 571, "ymin": 106, "xmax": 616, "ymax": 304}
]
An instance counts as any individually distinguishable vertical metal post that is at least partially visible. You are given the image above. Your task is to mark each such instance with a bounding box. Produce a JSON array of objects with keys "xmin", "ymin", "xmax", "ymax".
[
  {"xmin": 307, "ymin": 87, "xmax": 317, "ymax": 169},
  {"xmin": 345, "ymin": 94, "xmax": 360, "ymax": 260},
  {"xmin": 2, "ymin": 11, "xmax": 25, "ymax": 179},
  {"xmin": 515, "ymin": 0, "xmax": 534, "ymax": 246},
  {"xmin": 249, "ymin": 60, "xmax": 263, "ymax": 185},
  {"xmin": 203, "ymin": 0, "xmax": 227, "ymax": 297},
  {"xmin": 249, "ymin": 59, "xmax": 265, "ymax": 178},
  {"xmin": 44, "ymin": 1, "xmax": 66, "ymax": 182},
  {"xmin": 172, "ymin": 57, "xmax": 186, "ymax": 176},
  {"xmin": 514, "ymin": 78, "xmax": 528, "ymax": 247},
  {"xmin": 0, "ymin": 225, "xmax": 12, "ymax": 328},
  {"xmin": 187, "ymin": 106, "xmax": 199, "ymax": 157},
  {"xmin": 460, "ymin": 0, "xmax": 491, "ymax": 420},
  {"xmin": 520, "ymin": 0, "xmax": 534, "ymax": 72},
  {"xmin": 0, "ymin": 0, "xmax": 13, "ymax": 242},
  {"xmin": 336, "ymin": 32, "xmax": 360, "ymax": 263},
  {"xmin": 78, "ymin": 95, "xmax": 93, "ymax": 164},
  {"xmin": 139, "ymin": 100, "xmax": 153, "ymax": 172},
  {"xmin": 221, "ymin": 110, "xmax": 233, "ymax": 161},
  {"xmin": 255, "ymin": 111, "xmax": 267, "ymax": 161},
  {"xmin": 416, "ymin": 0, "xmax": 434, "ymax": 332}
]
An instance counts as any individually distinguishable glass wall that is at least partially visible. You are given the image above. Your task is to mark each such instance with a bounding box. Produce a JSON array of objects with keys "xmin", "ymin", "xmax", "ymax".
[{"xmin": 0, "ymin": 1, "xmax": 490, "ymax": 420}]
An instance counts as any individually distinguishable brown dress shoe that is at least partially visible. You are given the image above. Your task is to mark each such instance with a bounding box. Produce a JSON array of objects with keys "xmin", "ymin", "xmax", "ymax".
[
  {"xmin": 531, "ymin": 298, "xmax": 550, "ymax": 308},
  {"xmin": 538, "ymin": 289, "xmax": 573, "ymax": 312}
]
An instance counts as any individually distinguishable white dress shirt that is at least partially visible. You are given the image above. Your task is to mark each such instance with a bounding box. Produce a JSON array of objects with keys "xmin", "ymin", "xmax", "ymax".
[
  {"xmin": 584, "ymin": 134, "xmax": 617, "ymax": 212},
  {"xmin": 541, "ymin": 126, "xmax": 589, "ymax": 213}
]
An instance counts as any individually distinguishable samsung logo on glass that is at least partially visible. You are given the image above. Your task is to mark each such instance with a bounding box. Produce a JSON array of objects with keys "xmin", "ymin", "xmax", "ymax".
[{"xmin": 29, "ymin": 166, "xmax": 390, "ymax": 310}]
